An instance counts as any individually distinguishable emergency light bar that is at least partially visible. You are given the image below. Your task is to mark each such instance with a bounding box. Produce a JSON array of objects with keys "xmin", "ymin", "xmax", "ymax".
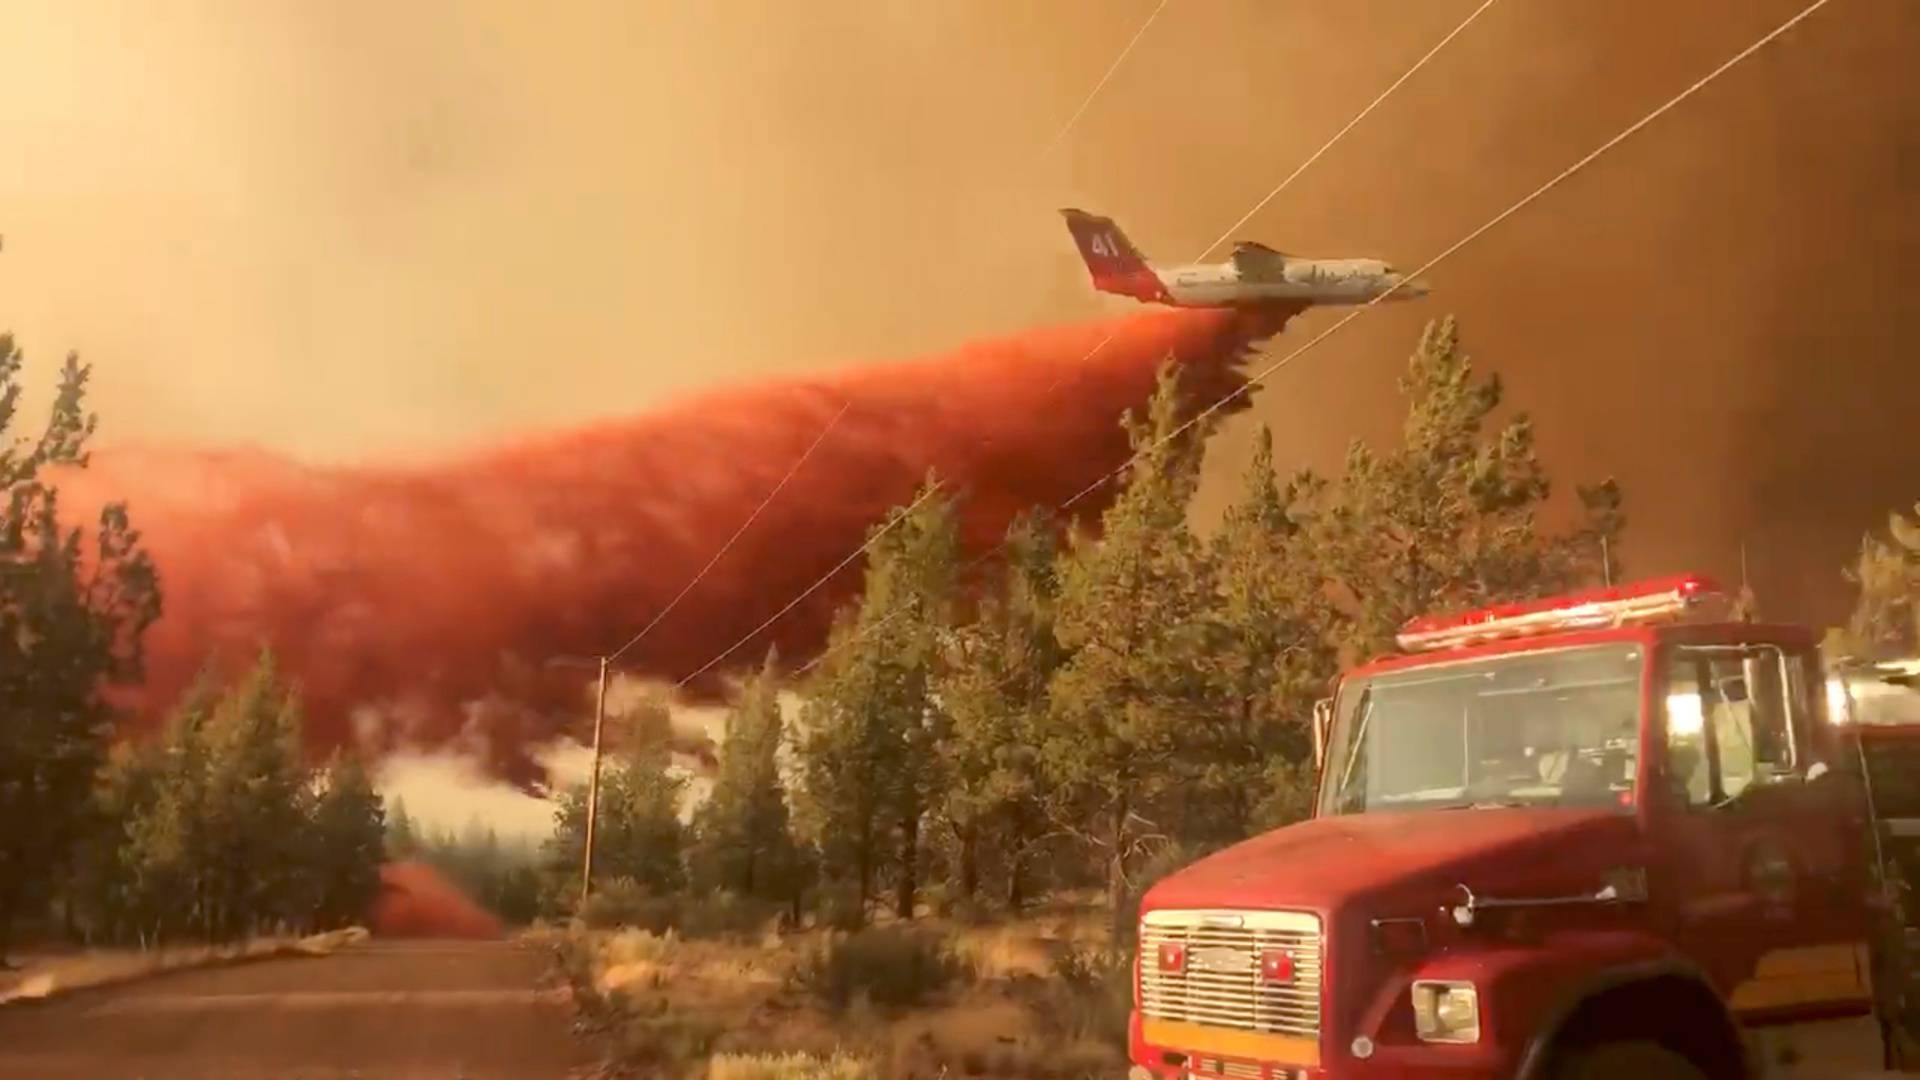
[{"xmin": 1395, "ymin": 574, "xmax": 1727, "ymax": 653}]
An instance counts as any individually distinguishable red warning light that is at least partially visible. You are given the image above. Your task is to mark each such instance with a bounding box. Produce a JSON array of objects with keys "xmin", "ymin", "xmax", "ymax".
[
  {"xmin": 1260, "ymin": 949, "xmax": 1295, "ymax": 983},
  {"xmin": 1158, "ymin": 942, "xmax": 1186, "ymax": 973},
  {"xmin": 1395, "ymin": 574, "xmax": 1727, "ymax": 653}
]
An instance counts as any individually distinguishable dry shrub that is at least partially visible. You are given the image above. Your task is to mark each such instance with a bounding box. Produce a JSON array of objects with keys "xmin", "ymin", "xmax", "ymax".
[
  {"xmin": 706, "ymin": 1051, "xmax": 877, "ymax": 1079},
  {"xmin": 950, "ymin": 925, "xmax": 1054, "ymax": 981},
  {"xmin": 550, "ymin": 911, "xmax": 1129, "ymax": 1079},
  {"xmin": 886, "ymin": 1000, "xmax": 1121, "ymax": 1080},
  {"xmin": 680, "ymin": 893, "xmax": 786, "ymax": 941},
  {"xmin": 595, "ymin": 928, "xmax": 678, "ymax": 995},
  {"xmin": 811, "ymin": 883, "xmax": 867, "ymax": 932},
  {"xmin": 575, "ymin": 883, "xmax": 786, "ymax": 943},
  {"xmin": 1050, "ymin": 943, "xmax": 1132, "ymax": 1048},
  {"xmin": 600, "ymin": 927, "xmax": 677, "ymax": 966},
  {"xmin": 554, "ymin": 934, "xmax": 620, "ymax": 1032},
  {"xmin": 1052, "ymin": 1040, "xmax": 1128, "ymax": 1079},
  {"xmin": 1117, "ymin": 846, "xmax": 1198, "ymax": 947},
  {"xmin": 610, "ymin": 1005, "xmax": 728, "ymax": 1074},
  {"xmin": 580, "ymin": 877, "xmax": 679, "ymax": 932},
  {"xmin": 798, "ymin": 928, "xmax": 969, "ymax": 1011}
]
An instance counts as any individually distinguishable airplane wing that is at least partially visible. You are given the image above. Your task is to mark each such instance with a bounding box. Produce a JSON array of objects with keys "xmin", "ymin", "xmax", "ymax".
[{"xmin": 1229, "ymin": 241, "xmax": 1290, "ymax": 278}]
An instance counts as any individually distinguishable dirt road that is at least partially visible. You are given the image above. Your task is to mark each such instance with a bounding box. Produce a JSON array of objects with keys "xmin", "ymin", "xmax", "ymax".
[{"xmin": 0, "ymin": 939, "xmax": 593, "ymax": 1079}]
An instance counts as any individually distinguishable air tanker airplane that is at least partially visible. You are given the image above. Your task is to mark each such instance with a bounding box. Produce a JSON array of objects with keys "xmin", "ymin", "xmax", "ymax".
[{"xmin": 1061, "ymin": 208, "xmax": 1429, "ymax": 309}]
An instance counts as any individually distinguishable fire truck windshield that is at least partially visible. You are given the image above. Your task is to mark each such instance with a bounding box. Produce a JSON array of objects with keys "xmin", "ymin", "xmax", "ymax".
[{"xmin": 1320, "ymin": 643, "xmax": 1645, "ymax": 816}]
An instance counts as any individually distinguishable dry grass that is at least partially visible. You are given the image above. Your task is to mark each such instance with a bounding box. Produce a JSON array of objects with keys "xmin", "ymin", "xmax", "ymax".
[
  {"xmin": 554, "ymin": 901, "xmax": 1128, "ymax": 1079},
  {"xmin": 706, "ymin": 1051, "xmax": 878, "ymax": 1079},
  {"xmin": 947, "ymin": 925, "xmax": 1057, "ymax": 981},
  {"xmin": 796, "ymin": 928, "xmax": 967, "ymax": 1011},
  {"xmin": 0, "ymin": 926, "xmax": 370, "ymax": 1006}
]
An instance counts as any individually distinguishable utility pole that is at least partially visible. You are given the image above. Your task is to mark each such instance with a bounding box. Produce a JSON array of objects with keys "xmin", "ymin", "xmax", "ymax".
[
  {"xmin": 1600, "ymin": 536, "xmax": 1613, "ymax": 587},
  {"xmin": 579, "ymin": 655, "xmax": 610, "ymax": 910}
]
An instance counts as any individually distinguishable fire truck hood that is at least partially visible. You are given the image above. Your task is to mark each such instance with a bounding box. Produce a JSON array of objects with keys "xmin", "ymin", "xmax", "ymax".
[{"xmin": 1142, "ymin": 807, "xmax": 1631, "ymax": 915}]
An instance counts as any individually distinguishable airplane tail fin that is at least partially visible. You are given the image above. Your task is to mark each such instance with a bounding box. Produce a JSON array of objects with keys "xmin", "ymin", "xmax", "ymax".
[{"xmin": 1059, "ymin": 209, "xmax": 1153, "ymax": 291}]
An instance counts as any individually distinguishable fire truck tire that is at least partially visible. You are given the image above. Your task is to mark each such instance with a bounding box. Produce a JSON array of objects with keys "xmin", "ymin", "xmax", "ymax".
[{"xmin": 1551, "ymin": 1041, "xmax": 1708, "ymax": 1080}]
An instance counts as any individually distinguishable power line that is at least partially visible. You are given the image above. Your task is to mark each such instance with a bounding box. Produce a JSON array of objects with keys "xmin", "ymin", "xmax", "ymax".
[
  {"xmin": 588, "ymin": 1, "xmax": 1171, "ymax": 681},
  {"xmin": 1194, "ymin": 0, "xmax": 1501, "ymax": 262},
  {"xmin": 787, "ymin": 8, "xmax": 1505, "ymax": 676},
  {"xmin": 1063, "ymin": 0, "xmax": 1836, "ymax": 513},
  {"xmin": 796, "ymin": 0, "xmax": 1837, "ymax": 680},
  {"xmin": 673, "ymin": 480, "xmax": 949, "ymax": 690},
  {"xmin": 789, "ymin": 6, "xmax": 1508, "ymax": 681},
  {"xmin": 605, "ymin": 399, "xmax": 851, "ymax": 664},
  {"xmin": 779, "ymin": 326, "xmax": 1113, "ymax": 683},
  {"xmin": 795, "ymin": 1, "xmax": 1480, "ymax": 685},
  {"xmin": 1039, "ymin": 0, "xmax": 1175, "ymax": 160}
]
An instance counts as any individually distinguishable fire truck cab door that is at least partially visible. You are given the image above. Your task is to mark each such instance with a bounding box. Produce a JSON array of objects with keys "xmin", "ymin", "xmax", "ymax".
[{"xmin": 1654, "ymin": 638, "xmax": 1872, "ymax": 1022}]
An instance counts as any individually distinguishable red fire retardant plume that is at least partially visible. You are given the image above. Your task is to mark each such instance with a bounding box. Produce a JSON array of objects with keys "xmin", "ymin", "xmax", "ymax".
[
  {"xmin": 369, "ymin": 861, "xmax": 504, "ymax": 939},
  {"xmin": 59, "ymin": 307, "xmax": 1291, "ymax": 785}
]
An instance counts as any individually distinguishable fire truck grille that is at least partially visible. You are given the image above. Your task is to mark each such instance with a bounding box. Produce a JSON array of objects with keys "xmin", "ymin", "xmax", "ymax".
[
  {"xmin": 1139, "ymin": 909, "xmax": 1323, "ymax": 1043},
  {"xmin": 1187, "ymin": 1058, "xmax": 1276, "ymax": 1078},
  {"xmin": 1185, "ymin": 1058, "xmax": 1302, "ymax": 1079}
]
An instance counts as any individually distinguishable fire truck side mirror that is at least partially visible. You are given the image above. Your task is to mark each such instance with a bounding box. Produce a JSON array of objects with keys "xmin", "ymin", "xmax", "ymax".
[{"xmin": 1312, "ymin": 698, "xmax": 1333, "ymax": 770}]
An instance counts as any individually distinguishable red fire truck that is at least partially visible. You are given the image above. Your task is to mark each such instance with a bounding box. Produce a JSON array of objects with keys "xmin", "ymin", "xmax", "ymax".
[{"xmin": 1128, "ymin": 575, "xmax": 1905, "ymax": 1079}]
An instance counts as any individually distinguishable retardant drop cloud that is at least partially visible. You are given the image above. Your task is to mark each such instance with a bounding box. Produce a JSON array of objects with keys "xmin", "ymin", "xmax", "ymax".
[
  {"xmin": 370, "ymin": 861, "xmax": 504, "ymax": 939},
  {"xmin": 59, "ymin": 307, "xmax": 1289, "ymax": 787}
]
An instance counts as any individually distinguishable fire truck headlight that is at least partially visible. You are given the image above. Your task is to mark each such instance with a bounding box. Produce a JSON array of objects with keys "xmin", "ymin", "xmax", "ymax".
[{"xmin": 1411, "ymin": 980, "xmax": 1480, "ymax": 1043}]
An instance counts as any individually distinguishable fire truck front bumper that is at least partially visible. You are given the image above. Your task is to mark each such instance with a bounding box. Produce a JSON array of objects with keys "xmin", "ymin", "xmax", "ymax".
[{"xmin": 1129, "ymin": 1008, "xmax": 1513, "ymax": 1079}]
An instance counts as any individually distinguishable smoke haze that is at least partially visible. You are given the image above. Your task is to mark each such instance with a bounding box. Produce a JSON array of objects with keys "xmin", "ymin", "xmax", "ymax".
[{"xmin": 1, "ymin": 2, "xmax": 1914, "ymax": 685}]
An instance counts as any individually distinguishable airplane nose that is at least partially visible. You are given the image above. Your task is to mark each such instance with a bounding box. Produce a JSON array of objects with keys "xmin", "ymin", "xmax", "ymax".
[{"xmin": 1395, "ymin": 276, "xmax": 1431, "ymax": 298}]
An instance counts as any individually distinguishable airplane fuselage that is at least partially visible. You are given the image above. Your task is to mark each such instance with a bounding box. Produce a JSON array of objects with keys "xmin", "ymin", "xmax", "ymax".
[
  {"xmin": 1153, "ymin": 257, "xmax": 1422, "ymax": 306},
  {"xmin": 1058, "ymin": 208, "xmax": 1430, "ymax": 311}
]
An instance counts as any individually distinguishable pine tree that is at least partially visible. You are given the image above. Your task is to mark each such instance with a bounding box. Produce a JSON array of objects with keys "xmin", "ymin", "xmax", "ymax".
[
  {"xmin": 794, "ymin": 612, "xmax": 885, "ymax": 919},
  {"xmin": 1312, "ymin": 317, "xmax": 1622, "ymax": 657},
  {"xmin": 612, "ymin": 691, "xmax": 675, "ymax": 765},
  {"xmin": 120, "ymin": 679, "xmax": 220, "ymax": 943},
  {"xmin": 478, "ymin": 826, "xmax": 502, "ymax": 895},
  {"xmin": 387, "ymin": 796, "xmax": 419, "ymax": 859},
  {"xmin": 83, "ymin": 666, "xmax": 379, "ymax": 943},
  {"xmin": 1832, "ymin": 505, "xmax": 1920, "ymax": 658},
  {"xmin": 691, "ymin": 650, "xmax": 801, "ymax": 904},
  {"xmin": 66, "ymin": 738, "xmax": 166, "ymax": 943},
  {"xmin": 934, "ymin": 511, "xmax": 1064, "ymax": 909},
  {"xmin": 198, "ymin": 653, "xmax": 312, "ymax": 939},
  {"xmin": 308, "ymin": 752, "xmax": 386, "ymax": 930},
  {"xmin": 546, "ymin": 756, "xmax": 688, "ymax": 902},
  {"xmin": 112, "ymin": 654, "xmax": 316, "ymax": 942},
  {"xmin": 1044, "ymin": 364, "xmax": 1222, "ymax": 935},
  {"xmin": 0, "ymin": 344, "xmax": 162, "ymax": 963},
  {"xmin": 1207, "ymin": 426, "xmax": 1338, "ymax": 836},
  {"xmin": 797, "ymin": 479, "xmax": 958, "ymax": 919}
]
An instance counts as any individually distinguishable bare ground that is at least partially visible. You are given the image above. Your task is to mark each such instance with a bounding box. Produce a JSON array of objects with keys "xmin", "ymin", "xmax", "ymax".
[{"xmin": 0, "ymin": 939, "xmax": 592, "ymax": 1079}]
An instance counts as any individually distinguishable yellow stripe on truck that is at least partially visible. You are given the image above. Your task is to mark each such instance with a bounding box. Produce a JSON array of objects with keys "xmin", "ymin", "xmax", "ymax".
[{"xmin": 1140, "ymin": 1019, "xmax": 1321, "ymax": 1068}]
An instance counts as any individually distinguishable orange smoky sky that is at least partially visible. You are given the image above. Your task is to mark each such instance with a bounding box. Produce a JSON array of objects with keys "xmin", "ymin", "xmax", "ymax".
[{"xmin": 0, "ymin": 0, "xmax": 1914, "ymax": 630}]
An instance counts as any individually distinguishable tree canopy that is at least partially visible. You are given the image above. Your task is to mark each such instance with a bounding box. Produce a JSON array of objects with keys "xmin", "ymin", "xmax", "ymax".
[
  {"xmin": 0, "ymin": 341, "xmax": 161, "ymax": 960},
  {"xmin": 68, "ymin": 654, "xmax": 388, "ymax": 944}
]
